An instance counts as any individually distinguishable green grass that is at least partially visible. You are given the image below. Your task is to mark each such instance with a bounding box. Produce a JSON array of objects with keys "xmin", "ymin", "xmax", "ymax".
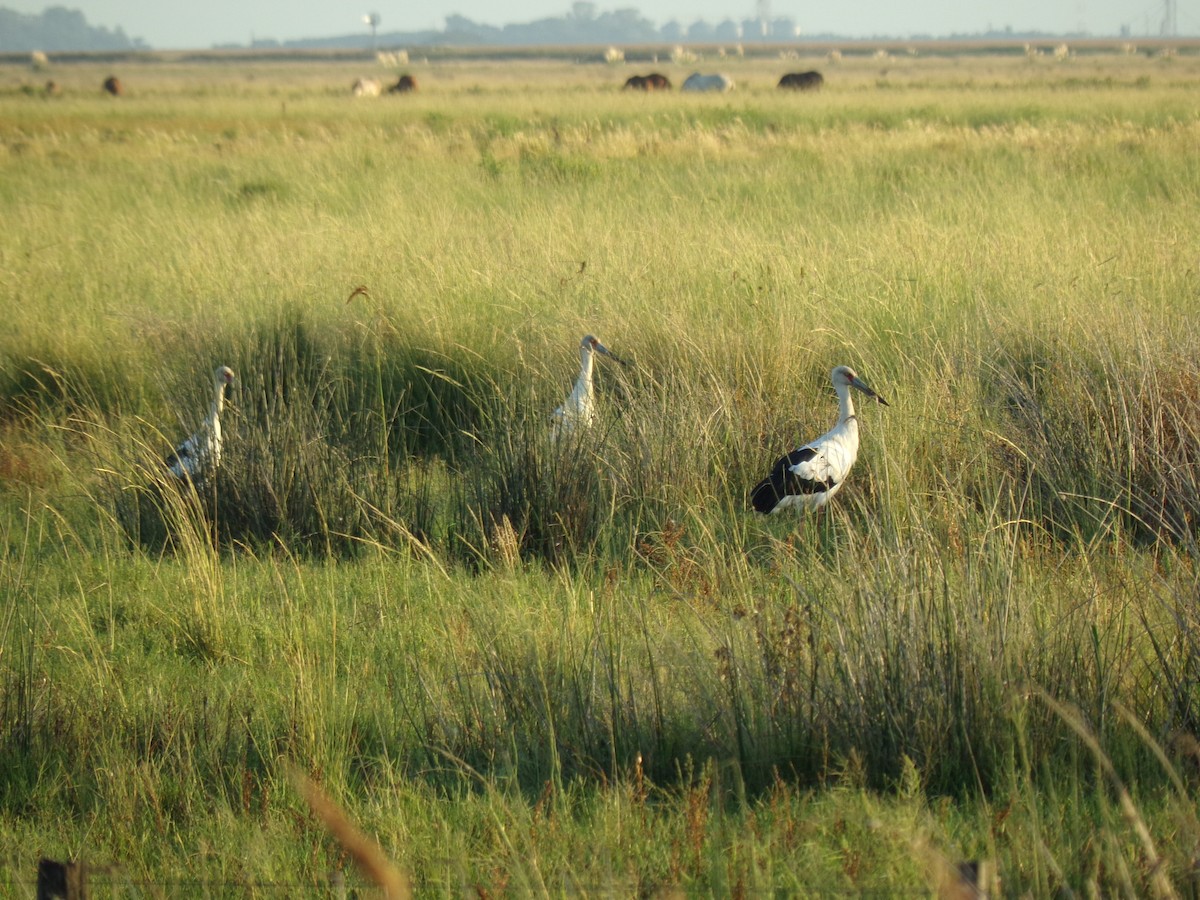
[{"xmin": 2, "ymin": 50, "xmax": 1200, "ymax": 895}]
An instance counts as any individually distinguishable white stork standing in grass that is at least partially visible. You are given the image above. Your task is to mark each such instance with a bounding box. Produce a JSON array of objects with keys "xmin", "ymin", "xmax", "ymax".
[
  {"xmin": 167, "ymin": 365, "xmax": 235, "ymax": 481},
  {"xmin": 551, "ymin": 334, "xmax": 627, "ymax": 437},
  {"xmin": 750, "ymin": 365, "xmax": 888, "ymax": 514}
]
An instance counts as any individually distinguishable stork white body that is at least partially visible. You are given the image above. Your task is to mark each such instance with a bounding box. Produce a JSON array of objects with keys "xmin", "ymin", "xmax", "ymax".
[
  {"xmin": 551, "ymin": 334, "xmax": 625, "ymax": 437},
  {"xmin": 750, "ymin": 365, "xmax": 888, "ymax": 514},
  {"xmin": 168, "ymin": 365, "xmax": 235, "ymax": 480}
]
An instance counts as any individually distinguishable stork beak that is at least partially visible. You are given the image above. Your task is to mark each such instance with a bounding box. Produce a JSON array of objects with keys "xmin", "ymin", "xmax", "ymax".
[
  {"xmin": 851, "ymin": 377, "xmax": 888, "ymax": 406},
  {"xmin": 595, "ymin": 343, "xmax": 630, "ymax": 367}
]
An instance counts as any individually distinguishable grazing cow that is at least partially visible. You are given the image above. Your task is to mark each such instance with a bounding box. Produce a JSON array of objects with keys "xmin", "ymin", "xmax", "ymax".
[
  {"xmin": 102, "ymin": 75, "xmax": 123, "ymax": 96},
  {"xmin": 44, "ymin": 80, "xmax": 61, "ymax": 97},
  {"xmin": 387, "ymin": 74, "xmax": 417, "ymax": 93},
  {"xmin": 352, "ymin": 78, "xmax": 382, "ymax": 97},
  {"xmin": 681, "ymin": 72, "xmax": 734, "ymax": 92},
  {"xmin": 623, "ymin": 72, "xmax": 672, "ymax": 91},
  {"xmin": 778, "ymin": 70, "xmax": 824, "ymax": 91}
]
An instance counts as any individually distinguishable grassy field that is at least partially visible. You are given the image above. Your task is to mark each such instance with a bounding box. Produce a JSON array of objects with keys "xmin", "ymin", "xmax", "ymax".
[{"xmin": 2, "ymin": 47, "xmax": 1200, "ymax": 895}]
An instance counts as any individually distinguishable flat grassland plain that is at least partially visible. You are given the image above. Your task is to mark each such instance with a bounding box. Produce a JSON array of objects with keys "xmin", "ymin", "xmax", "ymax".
[{"xmin": 2, "ymin": 45, "xmax": 1200, "ymax": 895}]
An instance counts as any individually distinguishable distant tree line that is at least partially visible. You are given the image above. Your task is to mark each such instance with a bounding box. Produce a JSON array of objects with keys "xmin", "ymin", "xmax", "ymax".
[
  {"xmin": 0, "ymin": 1, "xmax": 1098, "ymax": 54},
  {"xmin": 272, "ymin": 2, "xmax": 802, "ymax": 51},
  {"xmin": 0, "ymin": 5, "xmax": 145, "ymax": 51}
]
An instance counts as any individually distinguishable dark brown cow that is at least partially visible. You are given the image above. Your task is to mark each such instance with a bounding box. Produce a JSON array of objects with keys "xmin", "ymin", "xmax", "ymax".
[
  {"xmin": 44, "ymin": 80, "xmax": 61, "ymax": 97},
  {"xmin": 623, "ymin": 72, "xmax": 672, "ymax": 91},
  {"xmin": 388, "ymin": 74, "xmax": 417, "ymax": 93},
  {"xmin": 778, "ymin": 71, "xmax": 824, "ymax": 91},
  {"xmin": 102, "ymin": 75, "xmax": 123, "ymax": 96}
]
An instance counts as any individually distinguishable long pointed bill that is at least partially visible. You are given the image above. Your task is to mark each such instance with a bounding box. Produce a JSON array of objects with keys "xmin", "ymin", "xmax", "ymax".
[
  {"xmin": 595, "ymin": 343, "xmax": 630, "ymax": 367},
  {"xmin": 851, "ymin": 377, "xmax": 889, "ymax": 406}
]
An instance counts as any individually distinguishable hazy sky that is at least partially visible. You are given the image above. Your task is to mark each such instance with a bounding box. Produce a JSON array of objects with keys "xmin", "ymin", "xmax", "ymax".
[{"xmin": 6, "ymin": 0, "xmax": 1184, "ymax": 49}]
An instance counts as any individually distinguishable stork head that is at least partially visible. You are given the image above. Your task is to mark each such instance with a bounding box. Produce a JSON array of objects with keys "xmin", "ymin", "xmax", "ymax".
[
  {"xmin": 581, "ymin": 334, "xmax": 628, "ymax": 366},
  {"xmin": 832, "ymin": 365, "xmax": 888, "ymax": 406},
  {"xmin": 214, "ymin": 366, "xmax": 235, "ymax": 386}
]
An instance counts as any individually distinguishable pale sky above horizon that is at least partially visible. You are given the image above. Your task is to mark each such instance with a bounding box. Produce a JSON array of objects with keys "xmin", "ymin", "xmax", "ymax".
[{"xmin": 5, "ymin": 0, "xmax": 1189, "ymax": 49}]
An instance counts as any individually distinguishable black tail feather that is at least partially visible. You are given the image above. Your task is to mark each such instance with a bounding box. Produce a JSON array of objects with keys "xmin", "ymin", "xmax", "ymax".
[{"xmin": 750, "ymin": 476, "xmax": 782, "ymax": 514}]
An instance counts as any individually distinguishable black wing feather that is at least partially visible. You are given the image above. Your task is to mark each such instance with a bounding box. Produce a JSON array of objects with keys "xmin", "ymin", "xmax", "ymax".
[
  {"xmin": 750, "ymin": 447, "xmax": 836, "ymax": 513},
  {"xmin": 165, "ymin": 443, "xmax": 192, "ymax": 469}
]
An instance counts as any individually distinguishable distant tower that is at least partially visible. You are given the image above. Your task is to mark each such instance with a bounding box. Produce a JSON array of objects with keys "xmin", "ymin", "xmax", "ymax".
[
  {"xmin": 1160, "ymin": 0, "xmax": 1177, "ymax": 35},
  {"xmin": 756, "ymin": 0, "xmax": 770, "ymax": 38},
  {"xmin": 363, "ymin": 12, "xmax": 381, "ymax": 50}
]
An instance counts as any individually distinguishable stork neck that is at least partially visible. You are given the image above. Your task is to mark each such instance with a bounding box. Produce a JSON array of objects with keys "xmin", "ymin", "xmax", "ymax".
[
  {"xmin": 575, "ymin": 349, "xmax": 595, "ymax": 394},
  {"xmin": 209, "ymin": 383, "xmax": 226, "ymax": 425},
  {"xmin": 836, "ymin": 384, "xmax": 855, "ymax": 424}
]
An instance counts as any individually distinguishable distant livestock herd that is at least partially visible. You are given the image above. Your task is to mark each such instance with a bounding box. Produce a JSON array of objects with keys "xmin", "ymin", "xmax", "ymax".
[
  {"xmin": 622, "ymin": 69, "xmax": 824, "ymax": 93},
  {"xmin": 345, "ymin": 68, "xmax": 825, "ymax": 96},
  {"xmin": 349, "ymin": 68, "xmax": 824, "ymax": 97},
  {"xmin": 39, "ymin": 68, "xmax": 825, "ymax": 99},
  {"xmin": 348, "ymin": 69, "xmax": 826, "ymax": 96}
]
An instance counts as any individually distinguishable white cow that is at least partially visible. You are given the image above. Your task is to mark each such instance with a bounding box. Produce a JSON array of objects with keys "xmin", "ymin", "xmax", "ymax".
[
  {"xmin": 681, "ymin": 72, "xmax": 734, "ymax": 93},
  {"xmin": 351, "ymin": 78, "xmax": 382, "ymax": 97}
]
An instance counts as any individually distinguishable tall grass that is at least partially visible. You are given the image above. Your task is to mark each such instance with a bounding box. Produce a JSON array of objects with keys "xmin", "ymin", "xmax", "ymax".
[{"xmin": 2, "ymin": 53, "xmax": 1200, "ymax": 893}]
